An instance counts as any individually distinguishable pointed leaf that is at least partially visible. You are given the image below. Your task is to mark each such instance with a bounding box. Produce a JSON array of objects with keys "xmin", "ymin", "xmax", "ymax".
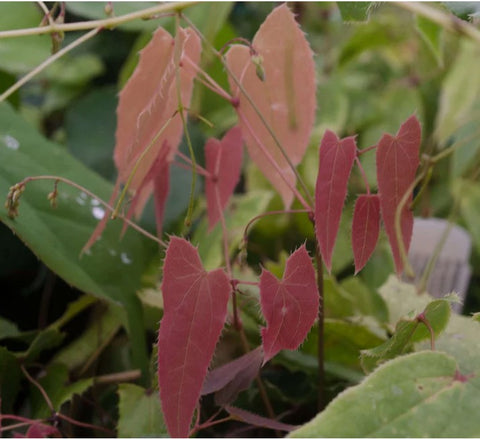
[
  {"xmin": 226, "ymin": 405, "xmax": 297, "ymax": 432},
  {"xmin": 289, "ymin": 352, "xmax": 480, "ymax": 438},
  {"xmin": 352, "ymin": 194, "xmax": 381, "ymax": 273},
  {"xmin": 260, "ymin": 245, "xmax": 319, "ymax": 363},
  {"xmin": 158, "ymin": 237, "xmax": 231, "ymax": 437},
  {"xmin": 225, "ymin": 4, "xmax": 316, "ymax": 208},
  {"xmin": 205, "ymin": 126, "xmax": 243, "ymax": 230},
  {"xmin": 201, "ymin": 346, "xmax": 263, "ymax": 406},
  {"xmin": 314, "ymin": 131, "xmax": 357, "ymax": 271},
  {"xmin": 376, "ymin": 115, "xmax": 421, "ymax": 274}
]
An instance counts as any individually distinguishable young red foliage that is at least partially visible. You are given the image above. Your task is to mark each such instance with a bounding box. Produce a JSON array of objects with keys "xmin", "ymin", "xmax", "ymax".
[
  {"xmin": 260, "ymin": 245, "xmax": 319, "ymax": 363},
  {"xmin": 314, "ymin": 131, "xmax": 357, "ymax": 272},
  {"xmin": 157, "ymin": 237, "xmax": 231, "ymax": 438},
  {"xmin": 121, "ymin": 142, "xmax": 171, "ymax": 238},
  {"xmin": 84, "ymin": 27, "xmax": 201, "ymax": 251},
  {"xmin": 114, "ymin": 27, "xmax": 200, "ymax": 195},
  {"xmin": 376, "ymin": 115, "xmax": 421, "ymax": 274},
  {"xmin": 205, "ymin": 126, "xmax": 243, "ymax": 230},
  {"xmin": 201, "ymin": 346, "xmax": 263, "ymax": 406},
  {"xmin": 14, "ymin": 422, "xmax": 60, "ymax": 438},
  {"xmin": 352, "ymin": 194, "xmax": 381, "ymax": 274},
  {"xmin": 225, "ymin": 405, "xmax": 296, "ymax": 432},
  {"xmin": 225, "ymin": 4, "xmax": 316, "ymax": 208}
]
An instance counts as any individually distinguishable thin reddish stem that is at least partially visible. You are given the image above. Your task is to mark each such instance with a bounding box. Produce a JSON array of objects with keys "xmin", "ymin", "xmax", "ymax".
[
  {"xmin": 21, "ymin": 365, "xmax": 54, "ymax": 413},
  {"xmin": 183, "ymin": 55, "xmax": 233, "ymax": 102},
  {"xmin": 55, "ymin": 413, "xmax": 113, "ymax": 435},
  {"xmin": 355, "ymin": 156, "xmax": 371, "ymax": 196},
  {"xmin": 357, "ymin": 144, "xmax": 377, "ymax": 156},
  {"xmin": 175, "ymin": 151, "xmax": 211, "ymax": 178}
]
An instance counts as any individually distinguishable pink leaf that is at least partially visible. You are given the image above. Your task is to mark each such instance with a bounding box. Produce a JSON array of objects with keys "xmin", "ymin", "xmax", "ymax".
[
  {"xmin": 376, "ymin": 115, "xmax": 421, "ymax": 274},
  {"xmin": 314, "ymin": 131, "xmax": 357, "ymax": 272},
  {"xmin": 158, "ymin": 237, "xmax": 231, "ymax": 437},
  {"xmin": 201, "ymin": 346, "xmax": 263, "ymax": 406},
  {"xmin": 225, "ymin": 4, "xmax": 316, "ymax": 208},
  {"xmin": 225, "ymin": 405, "xmax": 297, "ymax": 432},
  {"xmin": 260, "ymin": 245, "xmax": 319, "ymax": 363},
  {"xmin": 115, "ymin": 27, "xmax": 201, "ymax": 193},
  {"xmin": 205, "ymin": 126, "xmax": 243, "ymax": 230},
  {"xmin": 19, "ymin": 422, "xmax": 60, "ymax": 438},
  {"xmin": 84, "ymin": 27, "xmax": 200, "ymax": 249},
  {"xmin": 121, "ymin": 142, "xmax": 172, "ymax": 238},
  {"xmin": 352, "ymin": 194, "xmax": 381, "ymax": 274}
]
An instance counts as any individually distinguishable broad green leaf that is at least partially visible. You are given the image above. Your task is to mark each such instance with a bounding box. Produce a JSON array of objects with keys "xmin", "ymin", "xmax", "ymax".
[
  {"xmin": 117, "ymin": 384, "xmax": 168, "ymax": 438},
  {"xmin": 41, "ymin": 53, "xmax": 104, "ymax": 85},
  {"xmin": 453, "ymin": 179, "xmax": 480, "ymax": 253},
  {"xmin": 30, "ymin": 363, "xmax": 93, "ymax": 419},
  {"xmin": 435, "ymin": 40, "xmax": 480, "ymax": 145},
  {"xmin": 65, "ymin": 87, "xmax": 117, "ymax": 181},
  {"xmin": 0, "ymin": 316, "xmax": 20, "ymax": 340},
  {"xmin": 361, "ymin": 298, "xmax": 451, "ymax": 373},
  {"xmin": 0, "ymin": 102, "xmax": 157, "ymax": 379},
  {"xmin": 51, "ymin": 304, "xmax": 121, "ymax": 371},
  {"xmin": 450, "ymin": 110, "xmax": 480, "ymax": 178},
  {"xmin": 19, "ymin": 327, "xmax": 65, "ymax": 363},
  {"xmin": 337, "ymin": 2, "xmax": 373, "ymax": 22},
  {"xmin": 0, "ymin": 3, "xmax": 50, "ymax": 74},
  {"xmin": 289, "ymin": 351, "xmax": 480, "ymax": 437},
  {"xmin": 0, "ymin": 346, "xmax": 22, "ymax": 412},
  {"xmin": 416, "ymin": 15, "xmax": 443, "ymax": 67}
]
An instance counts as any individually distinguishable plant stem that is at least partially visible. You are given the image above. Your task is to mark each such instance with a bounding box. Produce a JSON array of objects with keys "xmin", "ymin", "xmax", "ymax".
[
  {"xmin": 397, "ymin": 2, "xmax": 480, "ymax": 45},
  {"xmin": 314, "ymin": 245, "xmax": 325, "ymax": 411},
  {"xmin": 94, "ymin": 369, "xmax": 141, "ymax": 385},
  {"xmin": 0, "ymin": 27, "xmax": 101, "ymax": 103},
  {"xmin": 0, "ymin": 2, "xmax": 198, "ymax": 39},
  {"xmin": 15, "ymin": 175, "xmax": 166, "ymax": 247}
]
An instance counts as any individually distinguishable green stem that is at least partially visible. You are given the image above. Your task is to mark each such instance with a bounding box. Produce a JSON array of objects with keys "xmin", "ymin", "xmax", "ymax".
[
  {"xmin": 0, "ymin": 27, "xmax": 101, "ymax": 103},
  {"xmin": 0, "ymin": 2, "xmax": 198, "ymax": 38},
  {"xmin": 397, "ymin": 2, "xmax": 480, "ymax": 45}
]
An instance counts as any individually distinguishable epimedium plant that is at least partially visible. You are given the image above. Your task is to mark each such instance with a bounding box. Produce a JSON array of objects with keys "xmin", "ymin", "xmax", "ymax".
[{"xmin": 1, "ymin": 1, "xmax": 480, "ymax": 437}]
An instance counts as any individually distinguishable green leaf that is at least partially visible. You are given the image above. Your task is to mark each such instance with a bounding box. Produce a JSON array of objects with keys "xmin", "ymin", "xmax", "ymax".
[
  {"xmin": 453, "ymin": 179, "xmax": 480, "ymax": 253},
  {"xmin": 289, "ymin": 351, "xmax": 480, "ymax": 437},
  {"xmin": 361, "ymin": 298, "xmax": 451, "ymax": 373},
  {"xmin": 51, "ymin": 304, "xmax": 121, "ymax": 371},
  {"xmin": 435, "ymin": 40, "xmax": 480, "ymax": 145},
  {"xmin": 117, "ymin": 384, "xmax": 168, "ymax": 438},
  {"xmin": 19, "ymin": 327, "xmax": 65, "ymax": 363},
  {"xmin": 0, "ymin": 102, "xmax": 157, "ymax": 380},
  {"xmin": 0, "ymin": 346, "xmax": 22, "ymax": 412},
  {"xmin": 337, "ymin": 2, "xmax": 373, "ymax": 22},
  {"xmin": 65, "ymin": 87, "xmax": 117, "ymax": 181},
  {"xmin": 0, "ymin": 3, "xmax": 51, "ymax": 74},
  {"xmin": 31, "ymin": 363, "xmax": 93, "ymax": 419},
  {"xmin": 0, "ymin": 316, "xmax": 20, "ymax": 340},
  {"xmin": 416, "ymin": 15, "xmax": 443, "ymax": 67}
]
